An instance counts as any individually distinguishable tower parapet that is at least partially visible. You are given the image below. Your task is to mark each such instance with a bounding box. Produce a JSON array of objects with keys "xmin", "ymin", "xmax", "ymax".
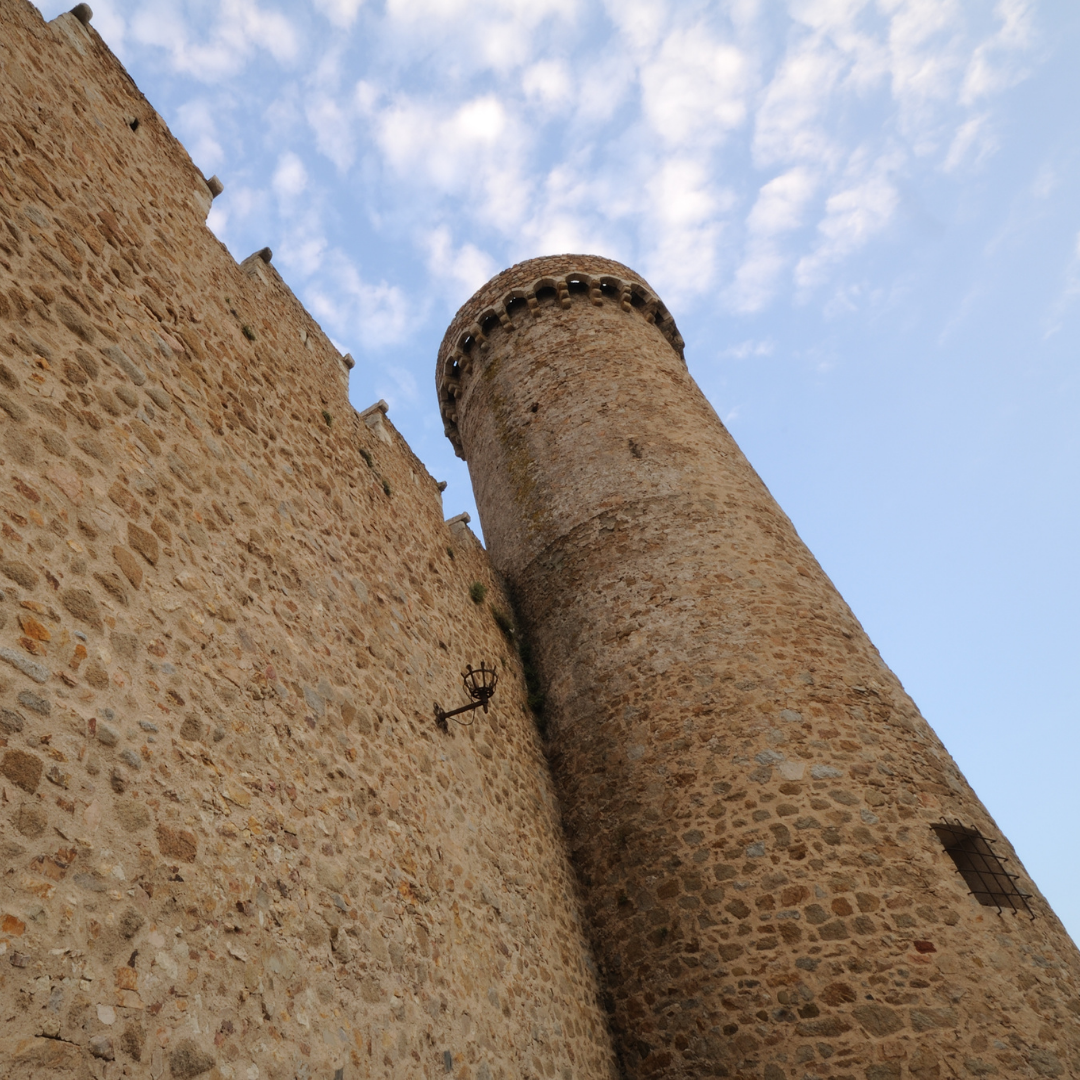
[
  {"xmin": 437, "ymin": 255, "xmax": 684, "ymax": 459},
  {"xmin": 443, "ymin": 255, "xmax": 1080, "ymax": 1078}
]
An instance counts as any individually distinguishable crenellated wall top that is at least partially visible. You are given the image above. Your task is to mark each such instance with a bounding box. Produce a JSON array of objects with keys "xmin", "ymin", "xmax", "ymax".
[{"xmin": 436, "ymin": 255, "xmax": 685, "ymax": 458}]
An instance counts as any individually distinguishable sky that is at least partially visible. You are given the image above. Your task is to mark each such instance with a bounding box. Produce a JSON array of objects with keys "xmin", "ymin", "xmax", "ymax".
[{"xmin": 35, "ymin": 0, "xmax": 1080, "ymax": 940}]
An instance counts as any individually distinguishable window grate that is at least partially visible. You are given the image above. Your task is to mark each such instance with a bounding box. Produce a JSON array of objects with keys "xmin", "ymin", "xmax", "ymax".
[{"xmin": 931, "ymin": 820, "xmax": 1034, "ymax": 919}]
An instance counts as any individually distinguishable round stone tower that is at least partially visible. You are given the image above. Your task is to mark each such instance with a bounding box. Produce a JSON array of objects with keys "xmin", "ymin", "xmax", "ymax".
[{"xmin": 437, "ymin": 255, "xmax": 1080, "ymax": 1079}]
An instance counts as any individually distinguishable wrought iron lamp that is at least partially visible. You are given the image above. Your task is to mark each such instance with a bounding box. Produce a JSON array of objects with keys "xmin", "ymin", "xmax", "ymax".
[{"xmin": 434, "ymin": 662, "xmax": 498, "ymax": 732}]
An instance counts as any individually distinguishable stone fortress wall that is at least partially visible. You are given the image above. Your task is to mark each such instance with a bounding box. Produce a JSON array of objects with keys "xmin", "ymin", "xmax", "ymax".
[
  {"xmin": 439, "ymin": 254, "xmax": 1080, "ymax": 1079},
  {"xmin": 3, "ymin": 2, "xmax": 1080, "ymax": 1080},
  {"xmin": 0, "ymin": 4, "xmax": 619, "ymax": 1078}
]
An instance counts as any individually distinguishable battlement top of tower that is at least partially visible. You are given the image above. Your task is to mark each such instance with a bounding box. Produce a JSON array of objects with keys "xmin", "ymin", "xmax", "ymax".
[{"xmin": 436, "ymin": 253, "xmax": 685, "ymax": 458}]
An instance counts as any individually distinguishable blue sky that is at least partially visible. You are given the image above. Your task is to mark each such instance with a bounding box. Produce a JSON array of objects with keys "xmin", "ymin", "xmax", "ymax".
[{"xmin": 37, "ymin": 0, "xmax": 1080, "ymax": 938}]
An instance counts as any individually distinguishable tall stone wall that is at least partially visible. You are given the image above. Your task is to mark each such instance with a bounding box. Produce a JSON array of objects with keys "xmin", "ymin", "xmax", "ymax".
[
  {"xmin": 0, "ymin": 5, "xmax": 619, "ymax": 1079},
  {"xmin": 439, "ymin": 255, "xmax": 1080, "ymax": 1079}
]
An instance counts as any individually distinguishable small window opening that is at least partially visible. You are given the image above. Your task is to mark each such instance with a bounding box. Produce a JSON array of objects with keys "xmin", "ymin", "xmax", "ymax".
[
  {"xmin": 567, "ymin": 278, "xmax": 588, "ymax": 295},
  {"xmin": 629, "ymin": 291, "xmax": 646, "ymax": 308},
  {"xmin": 535, "ymin": 285, "xmax": 556, "ymax": 304},
  {"xmin": 600, "ymin": 281, "xmax": 619, "ymax": 298},
  {"xmin": 128, "ymin": 118, "xmax": 140, "ymax": 132},
  {"xmin": 931, "ymin": 821, "xmax": 1034, "ymax": 918},
  {"xmin": 461, "ymin": 335, "xmax": 474, "ymax": 355},
  {"xmin": 506, "ymin": 297, "xmax": 528, "ymax": 317},
  {"xmin": 481, "ymin": 314, "xmax": 501, "ymax": 336}
]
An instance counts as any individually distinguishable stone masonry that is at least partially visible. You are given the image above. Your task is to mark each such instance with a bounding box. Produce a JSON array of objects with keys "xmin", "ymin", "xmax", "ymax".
[
  {"xmin": 438, "ymin": 254, "xmax": 1080, "ymax": 1079},
  {"xmin": 4, "ymin": 1, "xmax": 1080, "ymax": 1078},
  {"xmin": 0, "ymin": 4, "xmax": 619, "ymax": 1078}
]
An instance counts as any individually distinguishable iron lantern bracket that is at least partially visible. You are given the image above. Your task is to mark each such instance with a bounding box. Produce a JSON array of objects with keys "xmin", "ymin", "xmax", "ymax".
[{"xmin": 434, "ymin": 662, "xmax": 498, "ymax": 733}]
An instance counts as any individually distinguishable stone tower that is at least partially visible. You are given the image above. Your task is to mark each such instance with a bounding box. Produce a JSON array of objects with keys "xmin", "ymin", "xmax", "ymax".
[{"xmin": 437, "ymin": 255, "xmax": 1080, "ymax": 1079}]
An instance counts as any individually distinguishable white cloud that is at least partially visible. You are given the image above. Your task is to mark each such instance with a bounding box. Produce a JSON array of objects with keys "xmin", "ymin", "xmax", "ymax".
[
  {"xmin": 747, "ymin": 168, "xmax": 818, "ymax": 237},
  {"xmin": 273, "ymin": 152, "xmax": 309, "ymax": 199},
  {"xmin": 206, "ymin": 205, "xmax": 228, "ymax": 239},
  {"xmin": 374, "ymin": 95, "xmax": 510, "ymax": 192},
  {"xmin": 105, "ymin": 0, "xmax": 1043, "ymax": 342},
  {"xmin": 943, "ymin": 112, "xmax": 996, "ymax": 173},
  {"xmin": 883, "ymin": 0, "xmax": 965, "ymax": 110},
  {"xmin": 314, "ymin": 0, "xmax": 365, "ymax": 29},
  {"xmin": 175, "ymin": 99, "xmax": 225, "ymax": 172},
  {"xmin": 721, "ymin": 339, "xmax": 774, "ymax": 360},
  {"xmin": 307, "ymin": 254, "xmax": 411, "ymax": 348},
  {"xmin": 753, "ymin": 38, "xmax": 844, "ymax": 168},
  {"xmin": 381, "ymin": 0, "xmax": 573, "ymax": 75},
  {"xmin": 522, "ymin": 60, "xmax": 573, "ymax": 109},
  {"xmin": 602, "ymin": 0, "xmax": 667, "ymax": 54},
  {"xmin": 366, "ymin": 90, "xmax": 541, "ymax": 243},
  {"xmin": 729, "ymin": 168, "xmax": 818, "ymax": 312},
  {"xmin": 641, "ymin": 27, "xmax": 750, "ymax": 147},
  {"xmin": 130, "ymin": 0, "xmax": 299, "ymax": 81},
  {"xmin": 78, "ymin": 0, "xmax": 128, "ymax": 55},
  {"xmin": 639, "ymin": 159, "xmax": 734, "ymax": 303},
  {"xmin": 574, "ymin": 53, "xmax": 638, "ymax": 124},
  {"xmin": 515, "ymin": 210, "xmax": 616, "ymax": 266},
  {"xmin": 306, "ymin": 93, "xmax": 356, "ymax": 171},
  {"xmin": 649, "ymin": 159, "xmax": 727, "ymax": 229},
  {"xmin": 960, "ymin": 0, "xmax": 1034, "ymax": 105},
  {"xmin": 385, "ymin": 0, "xmax": 565, "ymax": 23},
  {"xmin": 282, "ymin": 233, "xmax": 328, "ymax": 277},
  {"xmin": 729, "ymin": 249, "xmax": 789, "ymax": 314},
  {"xmin": 645, "ymin": 222, "xmax": 723, "ymax": 306},
  {"xmin": 796, "ymin": 169, "xmax": 899, "ymax": 292},
  {"xmin": 1030, "ymin": 163, "xmax": 1059, "ymax": 201},
  {"xmin": 424, "ymin": 227, "xmax": 499, "ymax": 304}
]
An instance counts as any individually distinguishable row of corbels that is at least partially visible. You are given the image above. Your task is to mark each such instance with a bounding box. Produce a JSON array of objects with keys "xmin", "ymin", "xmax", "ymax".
[
  {"xmin": 437, "ymin": 272, "xmax": 686, "ymax": 455},
  {"xmin": 440, "ymin": 272, "xmax": 684, "ymax": 390}
]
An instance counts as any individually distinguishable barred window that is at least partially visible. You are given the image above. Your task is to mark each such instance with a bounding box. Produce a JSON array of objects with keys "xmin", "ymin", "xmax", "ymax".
[{"xmin": 931, "ymin": 821, "xmax": 1034, "ymax": 918}]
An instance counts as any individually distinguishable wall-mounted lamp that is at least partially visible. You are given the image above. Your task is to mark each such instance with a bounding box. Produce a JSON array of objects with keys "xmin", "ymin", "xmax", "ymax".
[{"xmin": 434, "ymin": 662, "xmax": 498, "ymax": 733}]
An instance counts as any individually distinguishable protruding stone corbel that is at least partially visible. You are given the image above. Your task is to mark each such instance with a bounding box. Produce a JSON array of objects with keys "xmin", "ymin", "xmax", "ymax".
[
  {"xmin": 71, "ymin": 3, "xmax": 92, "ymax": 25},
  {"xmin": 556, "ymin": 280, "xmax": 571, "ymax": 309},
  {"xmin": 360, "ymin": 399, "xmax": 392, "ymax": 444},
  {"xmin": 341, "ymin": 352, "xmax": 355, "ymax": 370},
  {"xmin": 206, "ymin": 175, "xmax": 224, "ymax": 199},
  {"xmin": 358, "ymin": 400, "xmax": 389, "ymax": 420},
  {"xmin": 256, "ymin": 246, "xmax": 272, "ymax": 263},
  {"xmin": 589, "ymin": 283, "xmax": 603, "ymax": 306}
]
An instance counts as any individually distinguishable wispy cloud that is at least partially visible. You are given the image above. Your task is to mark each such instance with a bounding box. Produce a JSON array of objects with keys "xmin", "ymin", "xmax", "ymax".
[
  {"xmin": 59, "ymin": 0, "xmax": 1043, "ymax": 343},
  {"xmin": 721, "ymin": 339, "xmax": 774, "ymax": 360},
  {"xmin": 796, "ymin": 166, "xmax": 901, "ymax": 294},
  {"xmin": 424, "ymin": 227, "xmax": 498, "ymax": 306},
  {"xmin": 307, "ymin": 252, "xmax": 411, "ymax": 348},
  {"xmin": 272, "ymin": 151, "xmax": 309, "ymax": 200},
  {"xmin": 129, "ymin": 0, "xmax": 300, "ymax": 81},
  {"xmin": 313, "ymin": 0, "xmax": 366, "ymax": 29},
  {"xmin": 640, "ymin": 27, "xmax": 750, "ymax": 148},
  {"xmin": 730, "ymin": 168, "xmax": 819, "ymax": 312}
]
